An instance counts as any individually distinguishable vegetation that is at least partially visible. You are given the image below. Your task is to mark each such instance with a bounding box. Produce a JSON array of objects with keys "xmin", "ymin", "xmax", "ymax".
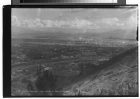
[
  {"xmin": 11, "ymin": 38, "xmax": 138, "ymax": 96},
  {"xmin": 95, "ymin": 81, "xmax": 138, "ymax": 96}
]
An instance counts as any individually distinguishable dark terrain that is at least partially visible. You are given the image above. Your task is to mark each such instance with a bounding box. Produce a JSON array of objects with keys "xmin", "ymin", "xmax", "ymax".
[{"xmin": 11, "ymin": 36, "xmax": 138, "ymax": 96}]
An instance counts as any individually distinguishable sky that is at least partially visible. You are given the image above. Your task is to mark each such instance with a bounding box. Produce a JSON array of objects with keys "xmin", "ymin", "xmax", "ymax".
[{"xmin": 12, "ymin": 7, "xmax": 138, "ymax": 37}]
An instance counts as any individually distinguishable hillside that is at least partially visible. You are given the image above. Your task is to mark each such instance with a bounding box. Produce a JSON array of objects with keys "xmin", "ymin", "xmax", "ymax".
[{"xmin": 64, "ymin": 47, "xmax": 138, "ymax": 96}]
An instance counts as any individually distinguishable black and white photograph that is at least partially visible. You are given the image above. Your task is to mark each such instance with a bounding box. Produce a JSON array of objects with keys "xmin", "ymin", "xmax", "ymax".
[{"xmin": 11, "ymin": 7, "xmax": 138, "ymax": 96}]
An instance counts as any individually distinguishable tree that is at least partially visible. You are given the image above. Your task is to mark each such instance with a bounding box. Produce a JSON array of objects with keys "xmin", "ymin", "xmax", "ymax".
[{"xmin": 35, "ymin": 70, "xmax": 57, "ymax": 95}]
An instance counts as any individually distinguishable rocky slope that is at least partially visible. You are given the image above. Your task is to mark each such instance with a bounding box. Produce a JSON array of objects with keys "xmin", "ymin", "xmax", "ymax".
[{"xmin": 64, "ymin": 47, "xmax": 138, "ymax": 96}]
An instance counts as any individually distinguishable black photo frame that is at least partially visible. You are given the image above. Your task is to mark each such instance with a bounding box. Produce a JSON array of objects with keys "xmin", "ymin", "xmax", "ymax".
[
  {"xmin": 12, "ymin": 0, "xmax": 126, "ymax": 5},
  {"xmin": 3, "ymin": 3, "xmax": 138, "ymax": 97}
]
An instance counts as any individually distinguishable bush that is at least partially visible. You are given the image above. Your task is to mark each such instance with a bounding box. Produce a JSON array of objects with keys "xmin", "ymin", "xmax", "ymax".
[
  {"xmin": 96, "ymin": 81, "xmax": 138, "ymax": 96},
  {"xmin": 35, "ymin": 70, "xmax": 64, "ymax": 96}
]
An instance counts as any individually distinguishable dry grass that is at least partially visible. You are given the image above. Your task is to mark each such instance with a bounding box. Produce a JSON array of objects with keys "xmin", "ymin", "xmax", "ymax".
[{"xmin": 75, "ymin": 81, "xmax": 138, "ymax": 96}]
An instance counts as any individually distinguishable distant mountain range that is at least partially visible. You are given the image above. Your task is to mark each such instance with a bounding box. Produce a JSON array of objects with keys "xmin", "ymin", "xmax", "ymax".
[{"xmin": 12, "ymin": 26, "xmax": 137, "ymax": 41}]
